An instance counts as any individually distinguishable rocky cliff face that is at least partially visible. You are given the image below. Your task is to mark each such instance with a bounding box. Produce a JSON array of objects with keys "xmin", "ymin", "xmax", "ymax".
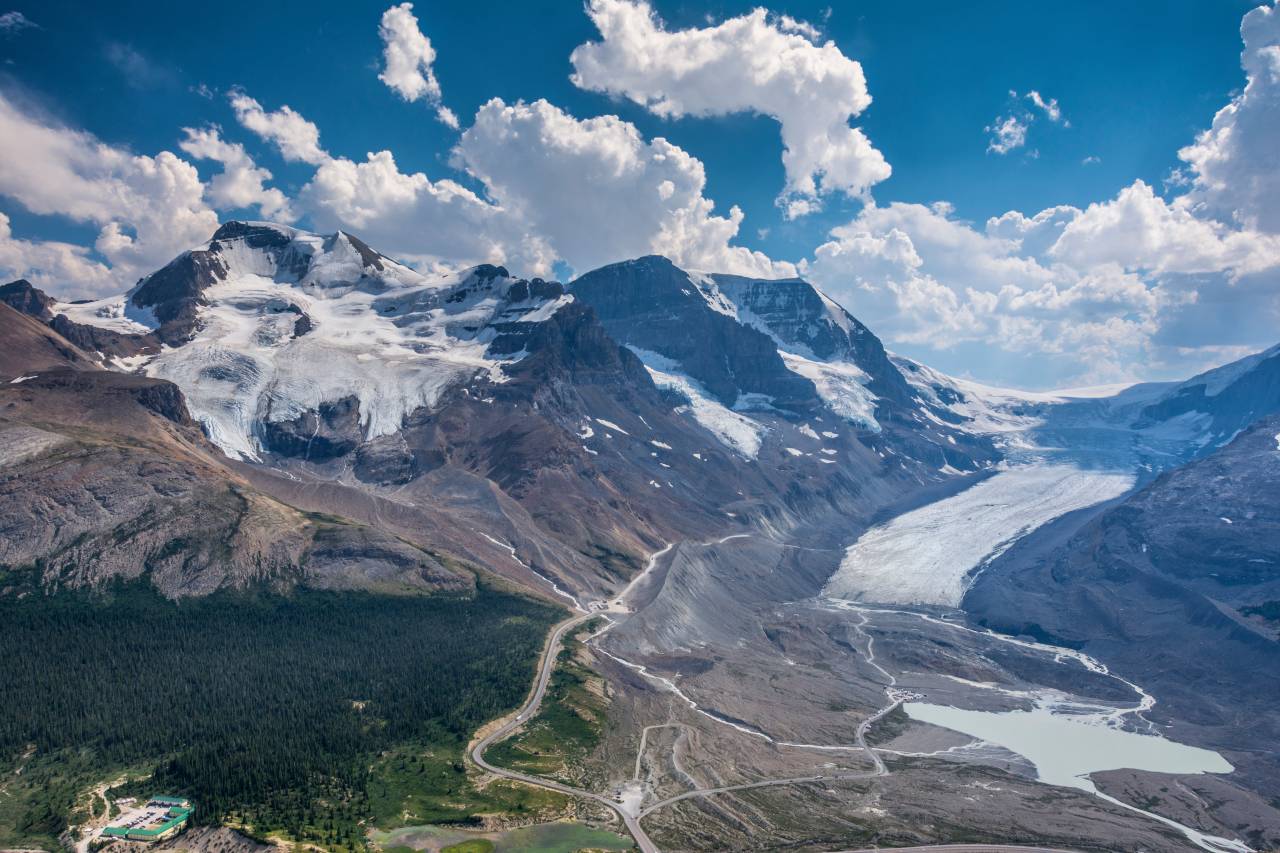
[
  {"xmin": 569, "ymin": 256, "xmax": 822, "ymax": 415},
  {"xmin": 709, "ymin": 273, "xmax": 918, "ymax": 407},
  {"xmin": 0, "ymin": 279, "xmax": 55, "ymax": 320}
]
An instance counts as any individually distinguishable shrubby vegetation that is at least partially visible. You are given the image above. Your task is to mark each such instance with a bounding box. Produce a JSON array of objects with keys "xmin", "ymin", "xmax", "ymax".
[
  {"xmin": 0, "ymin": 582, "xmax": 560, "ymax": 848},
  {"xmin": 486, "ymin": 620, "xmax": 608, "ymax": 785}
]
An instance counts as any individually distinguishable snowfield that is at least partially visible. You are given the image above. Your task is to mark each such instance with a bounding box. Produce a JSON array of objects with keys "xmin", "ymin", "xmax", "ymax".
[
  {"xmin": 135, "ymin": 225, "xmax": 561, "ymax": 460},
  {"xmin": 779, "ymin": 352, "xmax": 879, "ymax": 432},
  {"xmin": 56, "ymin": 296, "xmax": 157, "ymax": 334},
  {"xmin": 146, "ymin": 275, "xmax": 509, "ymax": 460},
  {"xmin": 627, "ymin": 346, "xmax": 767, "ymax": 458},
  {"xmin": 823, "ymin": 464, "xmax": 1135, "ymax": 607}
]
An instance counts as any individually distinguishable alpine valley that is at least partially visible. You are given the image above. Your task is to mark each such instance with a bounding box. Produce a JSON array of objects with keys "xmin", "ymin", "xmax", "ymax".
[{"xmin": 3, "ymin": 221, "xmax": 1279, "ymax": 853}]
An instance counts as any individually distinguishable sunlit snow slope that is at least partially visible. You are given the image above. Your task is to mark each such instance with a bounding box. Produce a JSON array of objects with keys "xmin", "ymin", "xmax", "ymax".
[{"xmin": 139, "ymin": 223, "xmax": 562, "ymax": 460}]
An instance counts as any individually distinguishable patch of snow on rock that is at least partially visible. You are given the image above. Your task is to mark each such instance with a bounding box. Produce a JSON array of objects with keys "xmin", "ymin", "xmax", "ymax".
[
  {"xmin": 627, "ymin": 346, "xmax": 766, "ymax": 459},
  {"xmin": 780, "ymin": 352, "xmax": 879, "ymax": 432},
  {"xmin": 595, "ymin": 418, "xmax": 629, "ymax": 436},
  {"xmin": 55, "ymin": 297, "xmax": 158, "ymax": 334},
  {"xmin": 685, "ymin": 271, "xmax": 739, "ymax": 318}
]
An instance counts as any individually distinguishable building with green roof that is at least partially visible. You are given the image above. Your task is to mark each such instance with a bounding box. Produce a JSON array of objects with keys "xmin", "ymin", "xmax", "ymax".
[{"xmin": 100, "ymin": 797, "xmax": 193, "ymax": 843}]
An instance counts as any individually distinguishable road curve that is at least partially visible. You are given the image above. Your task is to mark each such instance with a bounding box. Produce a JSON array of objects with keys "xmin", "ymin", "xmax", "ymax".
[{"xmin": 470, "ymin": 611, "xmax": 660, "ymax": 853}]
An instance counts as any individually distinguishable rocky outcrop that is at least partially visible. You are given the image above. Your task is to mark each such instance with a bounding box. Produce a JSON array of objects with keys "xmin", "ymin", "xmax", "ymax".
[
  {"xmin": 0, "ymin": 279, "xmax": 55, "ymax": 321},
  {"xmin": 353, "ymin": 433, "xmax": 416, "ymax": 485},
  {"xmin": 48, "ymin": 313, "xmax": 158, "ymax": 361},
  {"xmin": 130, "ymin": 246, "xmax": 228, "ymax": 345},
  {"xmin": 261, "ymin": 395, "xmax": 363, "ymax": 461}
]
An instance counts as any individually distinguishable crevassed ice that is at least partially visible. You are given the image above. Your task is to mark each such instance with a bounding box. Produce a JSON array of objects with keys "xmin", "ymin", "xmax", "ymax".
[
  {"xmin": 147, "ymin": 276, "xmax": 512, "ymax": 461},
  {"xmin": 824, "ymin": 464, "xmax": 1135, "ymax": 607}
]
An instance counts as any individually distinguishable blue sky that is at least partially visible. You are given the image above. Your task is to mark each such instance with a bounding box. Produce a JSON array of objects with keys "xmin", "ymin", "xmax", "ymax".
[{"xmin": 0, "ymin": 1, "xmax": 1277, "ymax": 388}]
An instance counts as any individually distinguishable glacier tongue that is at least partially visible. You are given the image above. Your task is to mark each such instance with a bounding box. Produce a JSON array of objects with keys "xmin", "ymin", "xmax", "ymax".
[{"xmin": 824, "ymin": 464, "xmax": 1135, "ymax": 607}]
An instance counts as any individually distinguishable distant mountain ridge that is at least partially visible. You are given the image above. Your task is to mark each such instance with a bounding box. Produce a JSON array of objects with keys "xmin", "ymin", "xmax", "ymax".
[{"xmin": 1135, "ymin": 343, "xmax": 1280, "ymax": 445}]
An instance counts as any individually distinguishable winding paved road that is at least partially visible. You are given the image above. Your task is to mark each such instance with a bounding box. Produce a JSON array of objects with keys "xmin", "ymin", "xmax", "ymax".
[{"xmin": 469, "ymin": 610, "xmax": 659, "ymax": 853}]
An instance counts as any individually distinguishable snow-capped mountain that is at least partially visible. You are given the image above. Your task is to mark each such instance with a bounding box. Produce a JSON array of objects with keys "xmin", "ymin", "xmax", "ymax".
[
  {"xmin": 16, "ymin": 225, "xmax": 996, "ymax": 475},
  {"xmin": 569, "ymin": 256, "xmax": 823, "ymax": 418},
  {"xmin": 570, "ymin": 255, "xmax": 993, "ymax": 472},
  {"xmin": 128, "ymin": 222, "xmax": 577, "ymax": 461},
  {"xmin": 2, "ymin": 222, "xmax": 1004, "ymax": 600},
  {"xmin": 895, "ymin": 341, "xmax": 1280, "ymax": 468}
]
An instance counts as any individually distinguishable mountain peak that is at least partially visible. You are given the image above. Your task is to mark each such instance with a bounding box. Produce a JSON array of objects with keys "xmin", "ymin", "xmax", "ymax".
[
  {"xmin": 210, "ymin": 220, "xmax": 299, "ymax": 246},
  {"xmin": 0, "ymin": 278, "xmax": 56, "ymax": 322}
]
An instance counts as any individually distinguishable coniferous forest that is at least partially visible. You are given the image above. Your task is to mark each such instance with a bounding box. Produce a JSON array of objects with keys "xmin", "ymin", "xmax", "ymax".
[{"xmin": 0, "ymin": 582, "xmax": 560, "ymax": 847}]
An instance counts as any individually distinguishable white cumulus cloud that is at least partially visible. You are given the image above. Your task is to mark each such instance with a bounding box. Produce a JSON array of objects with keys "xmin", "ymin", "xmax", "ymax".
[
  {"xmin": 804, "ymin": 170, "xmax": 1280, "ymax": 386},
  {"xmin": 569, "ymin": 0, "xmax": 890, "ymax": 214},
  {"xmin": 377, "ymin": 3, "xmax": 458, "ymax": 129},
  {"xmin": 801, "ymin": 199, "xmax": 1177, "ymax": 384},
  {"xmin": 179, "ymin": 126, "xmax": 295, "ymax": 223},
  {"xmin": 454, "ymin": 97, "xmax": 792, "ymax": 278},
  {"xmin": 301, "ymin": 148, "xmax": 529, "ymax": 272},
  {"xmin": 0, "ymin": 211, "xmax": 116, "ymax": 298},
  {"xmin": 229, "ymin": 92, "xmax": 329, "ymax": 165},
  {"xmin": 986, "ymin": 114, "xmax": 1028, "ymax": 155},
  {"xmin": 0, "ymin": 91, "xmax": 217, "ymax": 293},
  {"xmin": 1025, "ymin": 90, "xmax": 1064, "ymax": 124},
  {"xmin": 1178, "ymin": 0, "xmax": 1280, "ymax": 233},
  {"xmin": 986, "ymin": 90, "xmax": 1067, "ymax": 155},
  {"xmin": 1049, "ymin": 180, "xmax": 1280, "ymax": 277}
]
